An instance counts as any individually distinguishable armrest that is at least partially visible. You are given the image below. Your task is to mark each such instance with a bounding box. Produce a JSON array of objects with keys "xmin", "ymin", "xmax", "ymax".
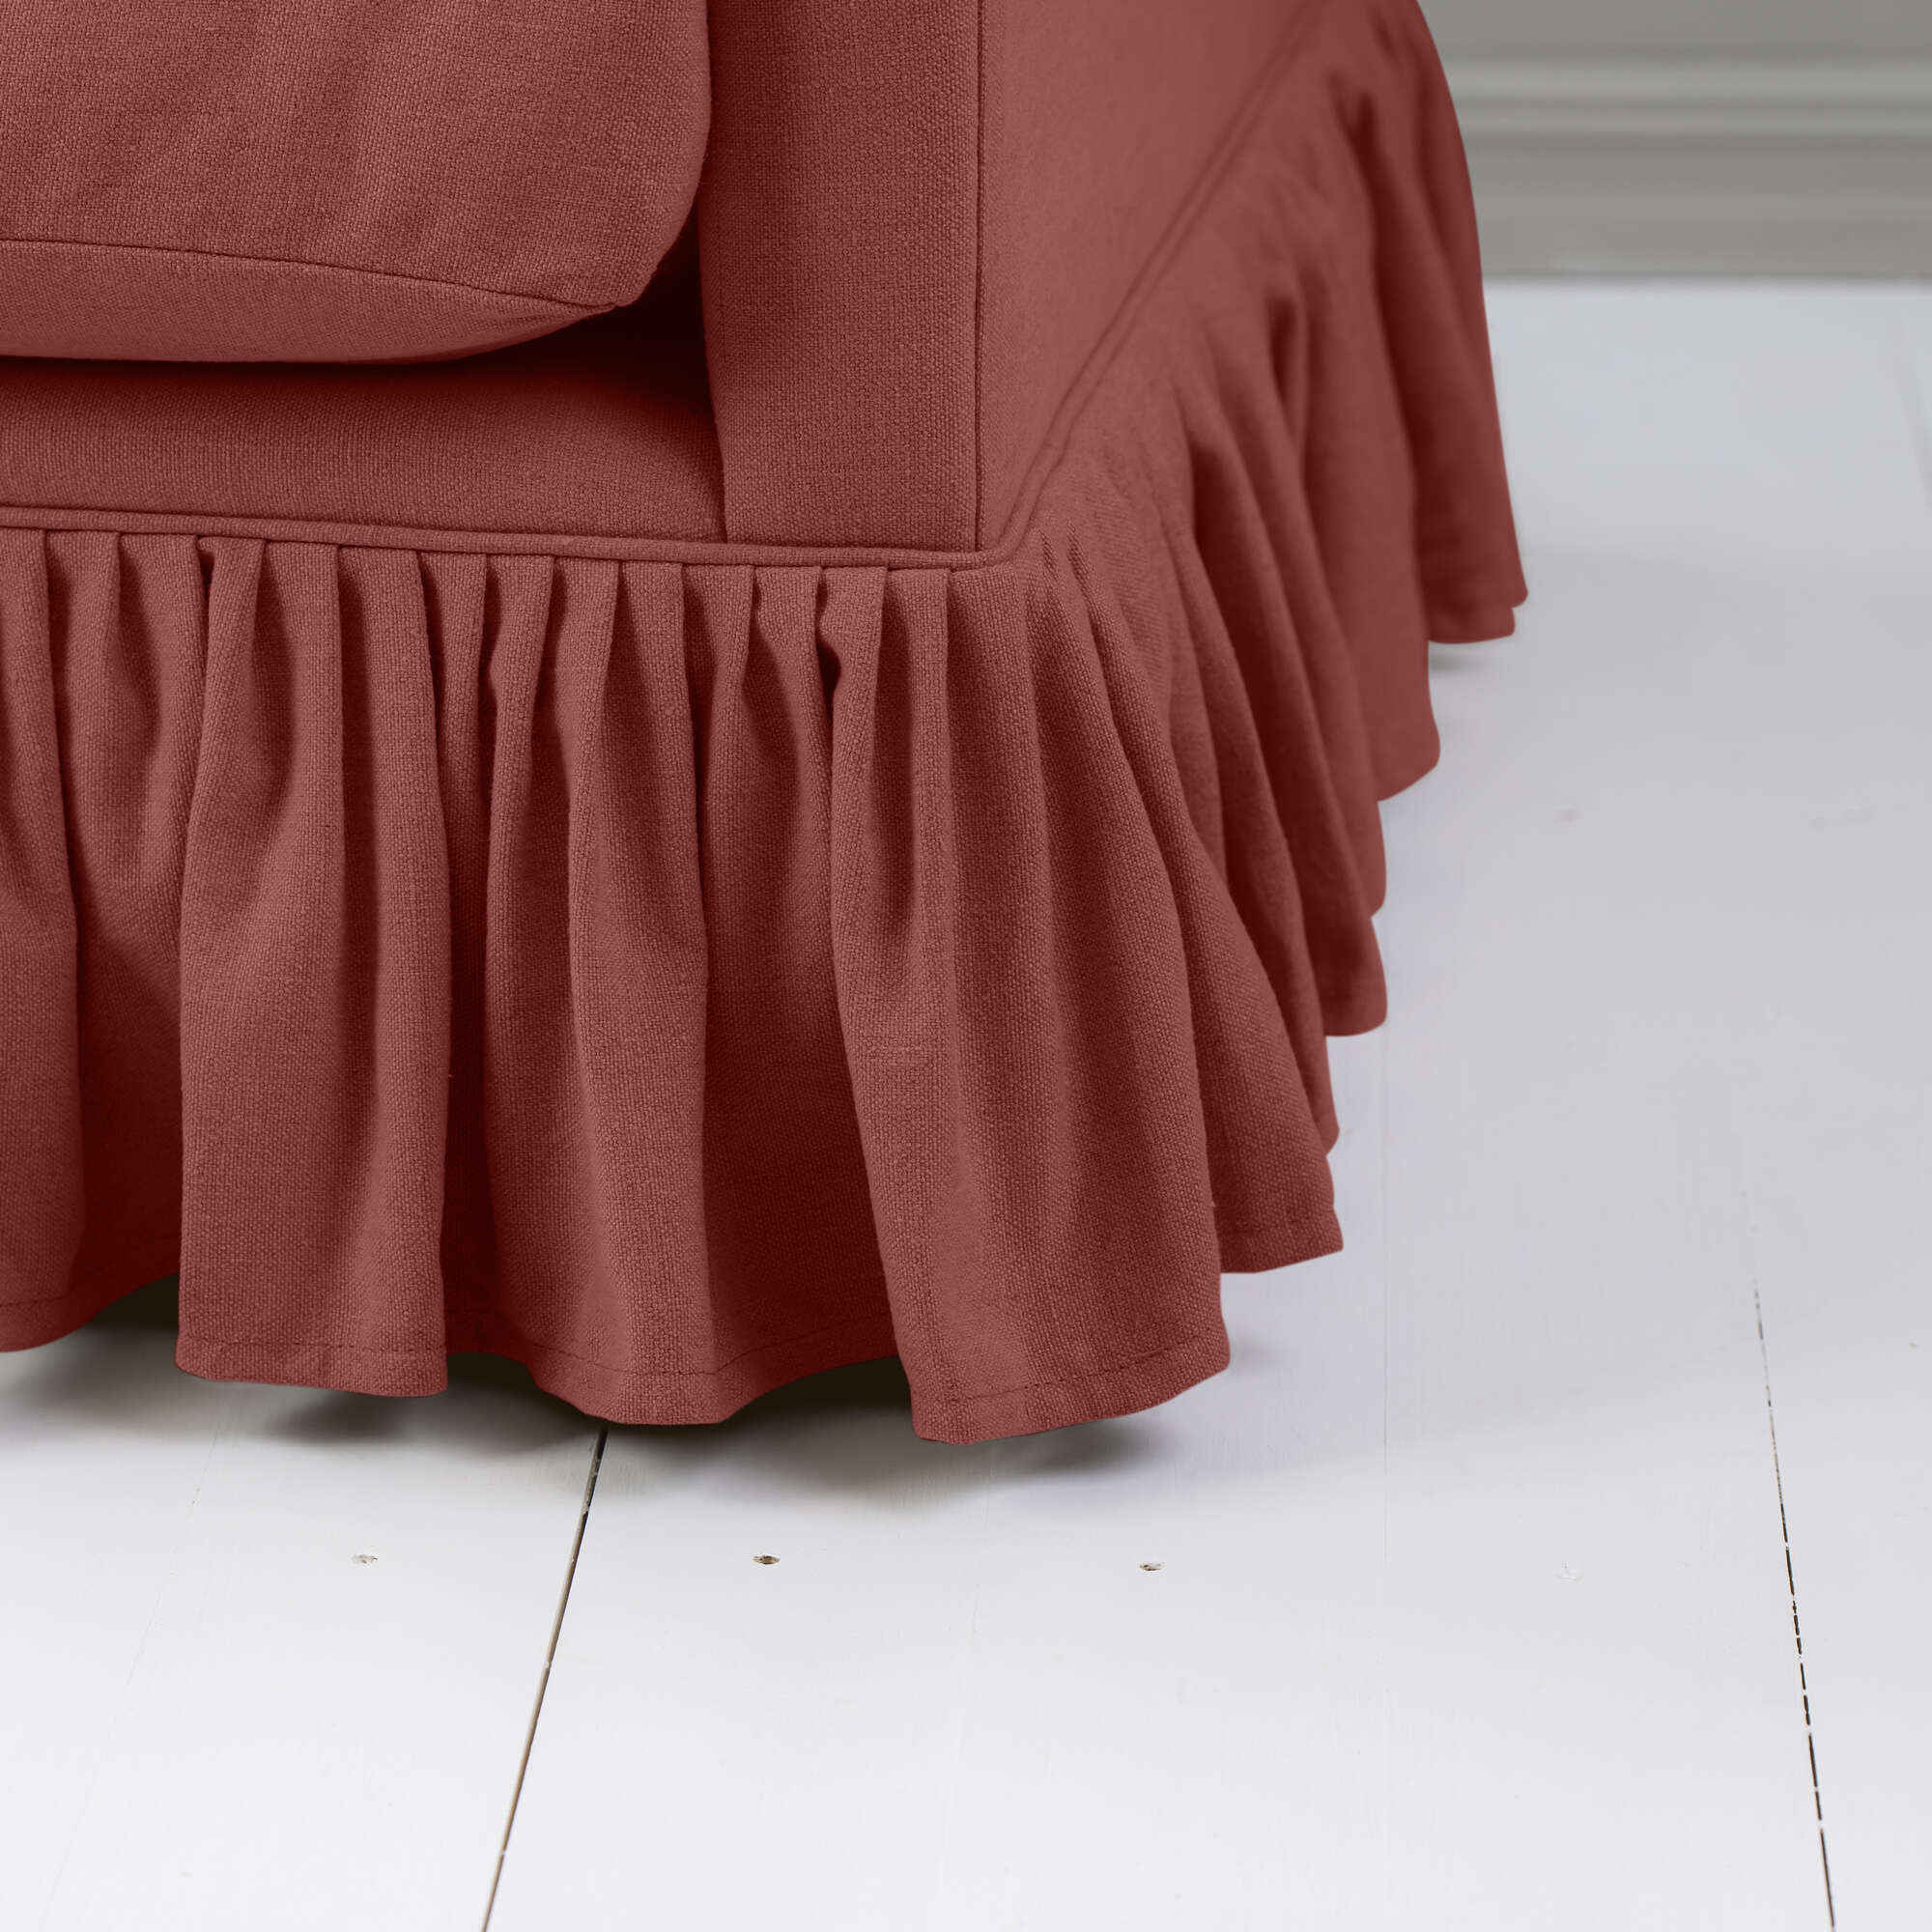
[{"xmin": 698, "ymin": 0, "xmax": 1304, "ymax": 550}]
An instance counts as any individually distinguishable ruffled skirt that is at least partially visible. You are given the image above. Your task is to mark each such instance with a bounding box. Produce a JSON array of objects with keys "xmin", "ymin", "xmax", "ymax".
[{"xmin": 0, "ymin": 0, "xmax": 1522, "ymax": 1440}]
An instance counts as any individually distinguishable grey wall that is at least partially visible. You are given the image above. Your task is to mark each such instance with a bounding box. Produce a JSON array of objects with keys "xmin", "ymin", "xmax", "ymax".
[
  {"xmin": 1425, "ymin": 0, "xmax": 1932, "ymax": 271},
  {"xmin": 1430, "ymin": 0, "xmax": 1932, "ymax": 60}
]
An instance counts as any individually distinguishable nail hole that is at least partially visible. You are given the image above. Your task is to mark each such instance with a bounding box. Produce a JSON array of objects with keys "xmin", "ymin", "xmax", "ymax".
[
  {"xmin": 753, "ymin": 1554, "xmax": 780, "ymax": 1565},
  {"xmin": 1139, "ymin": 1562, "xmax": 1163, "ymax": 1572},
  {"xmin": 352, "ymin": 1553, "xmax": 379, "ymax": 1565}
]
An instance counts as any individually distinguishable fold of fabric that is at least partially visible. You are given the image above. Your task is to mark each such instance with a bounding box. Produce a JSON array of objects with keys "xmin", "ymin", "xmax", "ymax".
[{"xmin": 0, "ymin": 0, "xmax": 1523, "ymax": 1442}]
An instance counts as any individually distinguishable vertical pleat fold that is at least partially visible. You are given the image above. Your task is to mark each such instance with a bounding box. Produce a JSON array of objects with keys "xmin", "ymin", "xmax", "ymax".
[
  {"xmin": 174, "ymin": 544, "xmax": 452, "ymax": 1387},
  {"xmin": 0, "ymin": 531, "xmax": 84, "ymax": 1309}
]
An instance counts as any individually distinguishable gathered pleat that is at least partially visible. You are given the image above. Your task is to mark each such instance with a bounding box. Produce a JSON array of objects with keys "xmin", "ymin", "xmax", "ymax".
[
  {"xmin": 0, "ymin": 0, "xmax": 1522, "ymax": 1438},
  {"xmin": 1, "ymin": 531, "xmax": 85, "ymax": 1305},
  {"xmin": 174, "ymin": 539, "xmax": 451, "ymax": 1384}
]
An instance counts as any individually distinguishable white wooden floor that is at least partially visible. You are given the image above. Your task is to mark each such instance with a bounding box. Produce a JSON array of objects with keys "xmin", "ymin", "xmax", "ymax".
[{"xmin": 5, "ymin": 284, "xmax": 1930, "ymax": 1931}]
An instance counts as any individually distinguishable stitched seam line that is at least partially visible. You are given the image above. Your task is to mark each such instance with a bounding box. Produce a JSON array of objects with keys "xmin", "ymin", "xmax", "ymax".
[
  {"xmin": 0, "ymin": 232, "xmax": 605, "ymax": 315},
  {"xmin": 972, "ymin": 0, "xmax": 986, "ymax": 548},
  {"xmin": 924, "ymin": 1325, "xmax": 1228, "ymax": 1413},
  {"xmin": 1217, "ymin": 1204, "xmax": 1339, "ymax": 1242},
  {"xmin": 968, "ymin": 0, "xmax": 1344, "ymax": 554}
]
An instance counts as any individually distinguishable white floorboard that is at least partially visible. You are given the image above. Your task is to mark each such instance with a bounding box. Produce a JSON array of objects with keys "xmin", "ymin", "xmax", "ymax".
[
  {"xmin": 1625, "ymin": 283, "xmax": 1932, "ymax": 1932},
  {"xmin": 4, "ymin": 285, "xmax": 1928, "ymax": 1932},
  {"xmin": 0, "ymin": 1292, "xmax": 601, "ymax": 1932},
  {"xmin": 1471, "ymin": 284, "xmax": 1932, "ymax": 1932},
  {"xmin": 1367, "ymin": 284, "xmax": 1932, "ymax": 1931}
]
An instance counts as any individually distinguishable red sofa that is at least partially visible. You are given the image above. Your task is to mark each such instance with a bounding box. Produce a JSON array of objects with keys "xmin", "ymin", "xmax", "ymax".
[{"xmin": 0, "ymin": 0, "xmax": 1522, "ymax": 1440}]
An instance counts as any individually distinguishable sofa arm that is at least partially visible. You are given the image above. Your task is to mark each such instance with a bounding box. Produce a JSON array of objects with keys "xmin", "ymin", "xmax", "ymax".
[{"xmin": 698, "ymin": 0, "xmax": 1304, "ymax": 551}]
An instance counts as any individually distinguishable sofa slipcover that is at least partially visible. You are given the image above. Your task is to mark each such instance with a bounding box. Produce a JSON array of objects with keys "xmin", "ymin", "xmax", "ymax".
[
  {"xmin": 0, "ymin": 0, "xmax": 1525, "ymax": 1440},
  {"xmin": 0, "ymin": 0, "xmax": 710, "ymax": 363},
  {"xmin": 0, "ymin": 249, "xmax": 723, "ymax": 538}
]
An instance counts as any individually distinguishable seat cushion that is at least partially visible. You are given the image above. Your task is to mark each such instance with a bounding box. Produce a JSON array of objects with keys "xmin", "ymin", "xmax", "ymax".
[
  {"xmin": 0, "ymin": 256, "xmax": 724, "ymax": 541},
  {"xmin": 0, "ymin": 0, "xmax": 710, "ymax": 364}
]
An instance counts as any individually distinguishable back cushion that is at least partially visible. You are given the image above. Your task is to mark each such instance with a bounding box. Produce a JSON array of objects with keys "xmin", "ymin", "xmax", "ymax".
[{"xmin": 0, "ymin": 0, "xmax": 710, "ymax": 363}]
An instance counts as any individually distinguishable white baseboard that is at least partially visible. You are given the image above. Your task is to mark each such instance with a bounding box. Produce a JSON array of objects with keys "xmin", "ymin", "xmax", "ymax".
[{"xmin": 1445, "ymin": 60, "xmax": 1932, "ymax": 275}]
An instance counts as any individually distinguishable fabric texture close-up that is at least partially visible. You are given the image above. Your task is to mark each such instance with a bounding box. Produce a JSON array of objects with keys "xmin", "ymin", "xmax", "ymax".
[
  {"xmin": 0, "ymin": 0, "xmax": 712, "ymax": 362},
  {"xmin": 0, "ymin": 0, "xmax": 1522, "ymax": 1443}
]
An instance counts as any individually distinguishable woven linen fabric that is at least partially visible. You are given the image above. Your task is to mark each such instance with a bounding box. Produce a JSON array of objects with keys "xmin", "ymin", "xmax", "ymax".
[
  {"xmin": 701, "ymin": 0, "xmax": 1316, "ymax": 548},
  {"xmin": 0, "ymin": 0, "xmax": 1523, "ymax": 1441},
  {"xmin": 0, "ymin": 0, "xmax": 710, "ymax": 362},
  {"xmin": 0, "ymin": 245, "xmax": 724, "ymax": 540}
]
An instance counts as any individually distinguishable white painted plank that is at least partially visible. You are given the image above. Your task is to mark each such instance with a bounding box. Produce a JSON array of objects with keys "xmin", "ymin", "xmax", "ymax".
[
  {"xmin": 1, "ymin": 1285, "xmax": 599, "ymax": 1932},
  {"xmin": 489, "ymin": 1035, "xmax": 1395, "ymax": 1932},
  {"xmin": 1635, "ymin": 282, "xmax": 1932, "ymax": 1932},
  {"xmin": 1897, "ymin": 285, "xmax": 1932, "ymax": 488},
  {"xmin": 1371, "ymin": 283, "xmax": 1932, "ymax": 1930}
]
